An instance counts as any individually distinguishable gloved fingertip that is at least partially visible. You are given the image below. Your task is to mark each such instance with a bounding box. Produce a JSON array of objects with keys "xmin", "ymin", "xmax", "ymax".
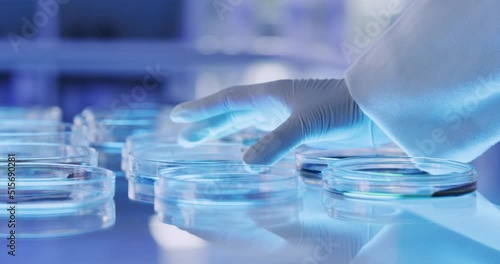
[
  {"xmin": 243, "ymin": 149, "xmax": 260, "ymax": 165},
  {"xmin": 178, "ymin": 129, "xmax": 210, "ymax": 145},
  {"xmin": 170, "ymin": 105, "xmax": 192, "ymax": 123},
  {"xmin": 243, "ymin": 141, "xmax": 277, "ymax": 165},
  {"xmin": 177, "ymin": 136, "xmax": 201, "ymax": 147}
]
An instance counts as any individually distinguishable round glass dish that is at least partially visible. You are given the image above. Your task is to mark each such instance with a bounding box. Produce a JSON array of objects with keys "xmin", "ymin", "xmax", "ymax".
[
  {"xmin": 127, "ymin": 143, "xmax": 249, "ymax": 203},
  {"xmin": 0, "ymin": 200, "xmax": 115, "ymax": 238},
  {"xmin": 0, "ymin": 143, "xmax": 97, "ymax": 165},
  {"xmin": 0, "ymin": 122, "xmax": 89, "ymax": 146},
  {"xmin": 296, "ymin": 147, "xmax": 405, "ymax": 179},
  {"xmin": 322, "ymin": 156, "xmax": 477, "ymax": 198},
  {"xmin": 74, "ymin": 106, "xmax": 176, "ymax": 174},
  {"xmin": 77, "ymin": 105, "xmax": 172, "ymax": 144},
  {"xmin": 322, "ymin": 191, "xmax": 477, "ymax": 223},
  {"xmin": 0, "ymin": 106, "xmax": 61, "ymax": 121},
  {"xmin": 0, "ymin": 163, "xmax": 115, "ymax": 210},
  {"xmin": 154, "ymin": 164, "xmax": 301, "ymax": 228},
  {"xmin": 121, "ymin": 132, "xmax": 178, "ymax": 172}
]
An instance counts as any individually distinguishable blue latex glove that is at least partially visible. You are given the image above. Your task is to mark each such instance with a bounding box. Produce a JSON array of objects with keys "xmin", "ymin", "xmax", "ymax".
[{"xmin": 170, "ymin": 79, "xmax": 391, "ymax": 165}]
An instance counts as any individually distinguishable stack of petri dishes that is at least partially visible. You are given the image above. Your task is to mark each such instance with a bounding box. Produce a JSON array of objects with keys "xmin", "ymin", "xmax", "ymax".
[
  {"xmin": 0, "ymin": 107, "xmax": 116, "ymax": 238},
  {"xmin": 74, "ymin": 105, "xmax": 181, "ymax": 175}
]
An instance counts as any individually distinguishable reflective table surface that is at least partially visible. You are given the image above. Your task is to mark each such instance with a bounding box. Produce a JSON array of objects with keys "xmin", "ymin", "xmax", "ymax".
[{"xmin": 1, "ymin": 144, "xmax": 499, "ymax": 264}]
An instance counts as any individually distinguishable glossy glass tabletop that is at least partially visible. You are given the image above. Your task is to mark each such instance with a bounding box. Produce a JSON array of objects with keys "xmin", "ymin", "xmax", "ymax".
[{"xmin": 1, "ymin": 173, "xmax": 499, "ymax": 264}]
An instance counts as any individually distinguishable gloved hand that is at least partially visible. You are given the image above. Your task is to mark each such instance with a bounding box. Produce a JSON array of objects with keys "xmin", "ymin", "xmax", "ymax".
[{"xmin": 170, "ymin": 79, "xmax": 391, "ymax": 165}]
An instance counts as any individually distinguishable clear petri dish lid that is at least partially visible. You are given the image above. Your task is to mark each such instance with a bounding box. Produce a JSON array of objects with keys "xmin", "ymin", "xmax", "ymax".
[
  {"xmin": 0, "ymin": 143, "xmax": 97, "ymax": 165},
  {"xmin": 156, "ymin": 164, "xmax": 301, "ymax": 205},
  {"xmin": 296, "ymin": 147, "xmax": 406, "ymax": 178},
  {"xmin": 0, "ymin": 200, "xmax": 115, "ymax": 238},
  {"xmin": 322, "ymin": 156, "xmax": 477, "ymax": 199},
  {"xmin": 0, "ymin": 163, "xmax": 115, "ymax": 210},
  {"xmin": 124, "ymin": 132, "xmax": 179, "ymax": 152},
  {"xmin": 128, "ymin": 143, "xmax": 249, "ymax": 175},
  {"xmin": 121, "ymin": 132, "xmax": 178, "ymax": 172},
  {"xmin": 322, "ymin": 191, "xmax": 477, "ymax": 224},
  {"xmin": 0, "ymin": 122, "xmax": 89, "ymax": 146},
  {"xmin": 127, "ymin": 143, "xmax": 300, "ymax": 203},
  {"xmin": 154, "ymin": 164, "xmax": 302, "ymax": 229},
  {"xmin": 0, "ymin": 106, "xmax": 61, "ymax": 121},
  {"xmin": 77, "ymin": 106, "xmax": 174, "ymax": 144}
]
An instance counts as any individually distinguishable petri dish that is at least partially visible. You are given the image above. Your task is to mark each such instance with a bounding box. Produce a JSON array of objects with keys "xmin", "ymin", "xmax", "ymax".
[
  {"xmin": 322, "ymin": 191, "xmax": 477, "ymax": 224},
  {"xmin": 0, "ymin": 163, "xmax": 115, "ymax": 237},
  {"xmin": 78, "ymin": 105, "xmax": 173, "ymax": 143},
  {"xmin": 121, "ymin": 132, "xmax": 178, "ymax": 172},
  {"xmin": 154, "ymin": 164, "xmax": 302, "ymax": 229},
  {"xmin": 75, "ymin": 106, "xmax": 177, "ymax": 174},
  {"xmin": 0, "ymin": 106, "xmax": 61, "ymax": 121},
  {"xmin": 0, "ymin": 163, "xmax": 115, "ymax": 209},
  {"xmin": 322, "ymin": 156, "xmax": 477, "ymax": 198},
  {"xmin": 127, "ymin": 143, "xmax": 249, "ymax": 203},
  {"xmin": 0, "ymin": 143, "xmax": 97, "ymax": 165},
  {"xmin": 296, "ymin": 147, "xmax": 406, "ymax": 179},
  {"xmin": 0, "ymin": 200, "xmax": 115, "ymax": 238},
  {"xmin": 0, "ymin": 121, "xmax": 89, "ymax": 146}
]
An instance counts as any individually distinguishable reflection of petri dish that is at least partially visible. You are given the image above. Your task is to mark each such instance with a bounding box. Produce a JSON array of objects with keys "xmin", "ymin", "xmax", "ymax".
[
  {"xmin": 0, "ymin": 143, "xmax": 97, "ymax": 165},
  {"xmin": 0, "ymin": 122, "xmax": 89, "ymax": 146},
  {"xmin": 322, "ymin": 191, "xmax": 477, "ymax": 224},
  {"xmin": 0, "ymin": 163, "xmax": 115, "ymax": 208},
  {"xmin": 296, "ymin": 147, "xmax": 406, "ymax": 179},
  {"xmin": 0, "ymin": 106, "xmax": 61, "ymax": 121},
  {"xmin": 323, "ymin": 156, "xmax": 477, "ymax": 198},
  {"xmin": 127, "ymin": 143, "xmax": 249, "ymax": 203},
  {"xmin": 0, "ymin": 200, "xmax": 115, "ymax": 238},
  {"xmin": 154, "ymin": 164, "xmax": 301, "ymax": 229}
]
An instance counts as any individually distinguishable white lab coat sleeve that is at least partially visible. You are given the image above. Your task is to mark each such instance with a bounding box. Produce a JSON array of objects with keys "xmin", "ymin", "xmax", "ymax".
[{"xmin": 344, "ymin": 0, "xmax": 500, "ymax": 162}]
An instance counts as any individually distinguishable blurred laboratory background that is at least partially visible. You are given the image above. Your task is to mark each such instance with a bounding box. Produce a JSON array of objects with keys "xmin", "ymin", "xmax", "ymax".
[
  {"xmin": 0, "ymin": 0, "xmax": 498, "ymax": 204},
  {"xmin": 0, "ymin": 0, "xmax": 417, "ymax": 120}
]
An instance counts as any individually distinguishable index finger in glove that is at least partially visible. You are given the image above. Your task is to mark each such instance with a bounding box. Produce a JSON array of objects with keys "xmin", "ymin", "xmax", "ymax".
[
  {"xmin": 170, "ymin": 80, "xmax": 290, "ymax": 123},
  {"xmin": 170, "ymin": 85, "xmax": 258, "ymax": 123}
]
